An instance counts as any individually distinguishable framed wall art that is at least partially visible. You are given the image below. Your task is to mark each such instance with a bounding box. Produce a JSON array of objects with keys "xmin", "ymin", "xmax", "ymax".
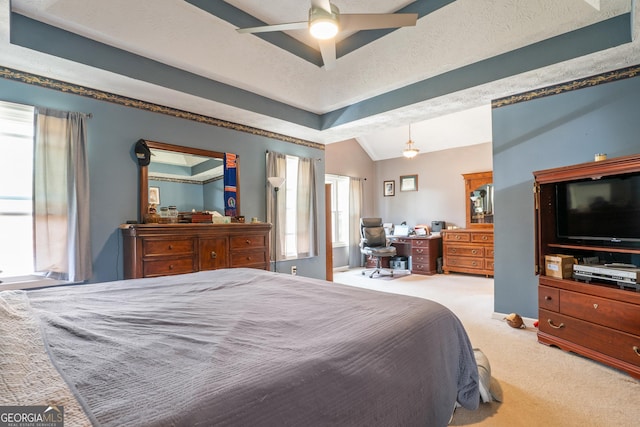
[
  {"xmin": 149, "ymin": 186, "xmax": 160, "ymax": 205},
  {"xmin": 400, "ymin": 175, "xmax": 418, "ymax": 192},
  {"xmin": 383, "ymin": 180, "xmax": 395, "ymax": 197}
]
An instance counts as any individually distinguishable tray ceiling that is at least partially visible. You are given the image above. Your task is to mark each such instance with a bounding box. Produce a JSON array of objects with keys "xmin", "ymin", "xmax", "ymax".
[{"xmin": 1, "ymin": 0, "xmax": 638, "ymax": 159}]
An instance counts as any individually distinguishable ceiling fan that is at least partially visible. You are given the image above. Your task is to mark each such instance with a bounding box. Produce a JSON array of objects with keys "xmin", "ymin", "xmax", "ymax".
[{"xmin": 236, "ymin": 0, "xmax": 418, "ymax": 70}]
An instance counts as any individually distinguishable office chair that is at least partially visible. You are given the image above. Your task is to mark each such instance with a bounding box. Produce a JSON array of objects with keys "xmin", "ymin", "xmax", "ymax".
[{"xmin": 360, "ymin": 217, "xmax": 397, "ymax": 278}]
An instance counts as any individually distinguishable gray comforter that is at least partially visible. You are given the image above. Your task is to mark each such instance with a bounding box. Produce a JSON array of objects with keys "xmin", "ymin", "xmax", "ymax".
[{"xmin": 4, "ymin": 269, "xmax": 479, "ymax": 426}]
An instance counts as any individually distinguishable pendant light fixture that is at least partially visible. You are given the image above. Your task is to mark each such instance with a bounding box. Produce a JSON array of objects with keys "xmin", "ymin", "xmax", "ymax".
[{"xmin": 403, "ymin": 124, "xmax": 420, "ymax": 158}]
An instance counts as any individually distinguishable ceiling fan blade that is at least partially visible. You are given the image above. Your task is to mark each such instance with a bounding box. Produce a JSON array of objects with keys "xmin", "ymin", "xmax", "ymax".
[
  {"xmin": 340, "ymin": 13, "xmax": 418, "ymax": 32},
  {"xmin": 311, "ymin": 0, "xmax": 333, "ymax": 14},
  {"xmin": 237, "ymin": 21, "xmax": 307, "ymax": 34},
  {"xmin": 318, "ymin": 39, "xmax": 336, "ymax": 70}
]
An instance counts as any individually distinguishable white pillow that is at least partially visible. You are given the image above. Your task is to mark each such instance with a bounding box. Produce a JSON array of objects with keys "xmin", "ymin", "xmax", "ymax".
[{"xmin": 473, "ymin": 348, "xmax": 498, "ymax": 403}]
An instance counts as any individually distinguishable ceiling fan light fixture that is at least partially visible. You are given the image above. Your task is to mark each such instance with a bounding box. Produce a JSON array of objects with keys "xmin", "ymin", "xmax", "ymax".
[{"xmin": 309, "ymin": 4, "xmax": 339, "ymax": 40}]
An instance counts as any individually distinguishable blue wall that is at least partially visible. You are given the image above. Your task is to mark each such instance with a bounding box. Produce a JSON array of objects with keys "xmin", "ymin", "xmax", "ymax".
[
  {"xmin": 492, "ymin": 73, "xmax": 640, "ymax": 318},
  {"xmin": 0, "ymin": 77, "xmax": 326, "ymax": 283}
]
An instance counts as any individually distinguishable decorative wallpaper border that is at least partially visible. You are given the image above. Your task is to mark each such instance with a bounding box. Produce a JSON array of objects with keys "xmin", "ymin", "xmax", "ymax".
[
  {"xmin": 0, "ymin": 66, "xmax": 324, "ymax": 150},
  {"xmin": 492, "ymin": 64, "xmax": 640, "ymax": 109}
]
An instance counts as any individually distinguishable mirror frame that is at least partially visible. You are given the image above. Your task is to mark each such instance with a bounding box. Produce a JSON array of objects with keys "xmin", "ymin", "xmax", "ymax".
[
  {"xmin": 139, "ymin": 139, "xmax": 240, "ymax": 222},
  {"xmin": 463, "ymin": 171, "xmax": 493, "ymax": 229}
]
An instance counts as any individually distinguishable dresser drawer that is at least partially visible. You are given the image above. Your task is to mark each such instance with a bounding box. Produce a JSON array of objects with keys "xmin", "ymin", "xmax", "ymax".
[
  {"xmin": 411, "ymin": 262, "xmax": 434, "ymax": 274},
  {"xmin": 143, "ymin": 256, "xmax": 196, "ymax": 277},
  {"xmin": 445, "ymin": 256, "xmax": 484, "ymax": 270},
  {"xmin": 539, "ymin": 286, "xmax": 560, "ymax": 312},
  {"xmin": 539, "ymin": 309, "xmax": 640, "ymax": 368},
  {"xmin": 471, "ymin": 232, "xmax": 493, "ymax": 244},
  {"xmin": 412, "ymin": 254, "xmax": 430, "ymax": 264},
  {"xmin": 484, "ymin": 258, "xmax": 494, "ymax": 271},
  {"xmin": 412, "ymin": 246, "xmax": 433, "ymax": 257},
  {"xmin": 231, "ymin": 234, "xmax": 267, "ymax": 250},
  {"xmin": 443, "ymin": 232, "xmax": 470, "ymax": 242},
  {"xmin": 143, "ymin": 238, "xmax": 195, "ymax": 256},
  {"xmin": 411, "ymin": 239, "xmax": 432, "ymax": 248},
  {"xmin": 560, "ymin": 290, "xmax": 640, "ymax": 336},
  {"xmin": 230, "ymin": 248, "xmax": 268, "ymax": 267},
  {"xmin": 445, "ymin": 245, "xmax": 484, "ymax": 258},
  {"xmin": 485, "ymin": 248, "xmax": 495, "ymax": 258}
]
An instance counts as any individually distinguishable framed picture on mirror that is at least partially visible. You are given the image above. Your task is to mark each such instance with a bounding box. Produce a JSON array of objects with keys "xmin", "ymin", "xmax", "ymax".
[
  {"xmin": 400, "ymin": 175, "xmax": 418, "ymax": 192},
  {"xmin": 149, "ymin": 186, "xmax": 160, "ymax": 205},
  {"xmin": 383, "ymin": 180, "xmax": 395, "ymax": 197}
]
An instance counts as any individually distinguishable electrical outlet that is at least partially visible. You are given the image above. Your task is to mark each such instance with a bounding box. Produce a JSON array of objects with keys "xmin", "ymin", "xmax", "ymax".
[{"xmin": 291, "ymin": 266, "xmax": 297, "ymax": 275}]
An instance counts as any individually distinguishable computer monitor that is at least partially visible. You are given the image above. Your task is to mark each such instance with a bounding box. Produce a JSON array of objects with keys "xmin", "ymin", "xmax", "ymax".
[{"xmin": 392, "ymin": 224, "xmax": 410, "ymax": 237}]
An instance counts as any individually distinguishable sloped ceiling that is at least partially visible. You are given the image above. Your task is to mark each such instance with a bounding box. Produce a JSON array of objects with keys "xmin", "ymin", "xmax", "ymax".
[{"xmin": 1, "ymin": 0, "xmax": 638, "ymax": 160}]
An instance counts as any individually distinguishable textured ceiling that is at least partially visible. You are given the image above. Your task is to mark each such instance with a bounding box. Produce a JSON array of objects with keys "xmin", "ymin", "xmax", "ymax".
[{"xmin": 1, "ymin": 0, "xmax": 638, "ymax": 160}]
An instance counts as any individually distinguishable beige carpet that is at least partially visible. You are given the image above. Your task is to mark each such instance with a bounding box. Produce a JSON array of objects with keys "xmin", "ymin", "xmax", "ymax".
[{"xmin": 333, "ymin": 269, "xmax": 640, "ymax": 427}]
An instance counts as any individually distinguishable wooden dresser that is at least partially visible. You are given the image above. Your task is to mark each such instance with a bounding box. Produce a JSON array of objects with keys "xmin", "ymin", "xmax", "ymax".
[
  {"xmin": 441, "ymin": 229, "xmax": 494, "ymax": 277},
  {"xmin": 121, "ymin": 223, "xmax": 271, "ymax": 279},
  {"xmin": 391, "ymin": 236, "xmax": 442, "ymax": 275}
]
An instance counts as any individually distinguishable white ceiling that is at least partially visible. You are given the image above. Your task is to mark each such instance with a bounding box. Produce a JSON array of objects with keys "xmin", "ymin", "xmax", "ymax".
[{"xmin": 1, "ymin": 0, "xmax": 638, "ymax": 160}]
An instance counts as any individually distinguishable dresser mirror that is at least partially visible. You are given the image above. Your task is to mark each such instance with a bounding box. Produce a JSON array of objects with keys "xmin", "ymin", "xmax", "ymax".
[
  {"xmin": 463, "ymin": 171, "xmax": 493, "ymax": 228},
  {"xmin": 139, "ymin": 140, "xmax": 240, "ymax": 222}
]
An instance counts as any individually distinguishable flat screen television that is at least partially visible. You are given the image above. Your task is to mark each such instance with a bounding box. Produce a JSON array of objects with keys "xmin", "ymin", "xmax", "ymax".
[{"xmin": 556, "ymin": 172, "xmax": 640, "ymax": 247}]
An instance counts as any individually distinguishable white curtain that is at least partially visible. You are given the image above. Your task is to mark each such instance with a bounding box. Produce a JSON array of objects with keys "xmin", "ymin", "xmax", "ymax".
[
  {"xmin": 33, "ymin": 108, "xmax": 92, "ymax": 282},
  {"xmin": 348, "ymin": 177, "xmax": 364, "ymax": 267},
  {"xmin": 266, "ymin": 151, "xmax": 318, "ymax": 262},
  {"xmin": 266, "ymin": 151, "xmax": 287, "ymax": 262},
  {"xmin": 295, "ymin": 156, "xmax": 317, "ymax": 258}
]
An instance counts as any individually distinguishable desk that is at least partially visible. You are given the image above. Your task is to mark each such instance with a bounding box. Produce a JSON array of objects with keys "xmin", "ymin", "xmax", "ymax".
[{"xmin": 391, "ymin": 235, "xmax": 442, "ymax": 275}]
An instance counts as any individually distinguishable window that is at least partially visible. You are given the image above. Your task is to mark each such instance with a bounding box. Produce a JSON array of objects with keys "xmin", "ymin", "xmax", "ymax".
[
  {"xmin": 266, "ymin": 151, "xmax": 318, "ymax": 262},
  {"xmin": 283, "ymin": 155, "xmax": 299, "ymax": 258},
  {"xmin": 325, "ymin": 174, "xmax": 350, "ymax": 247},
  {"xmin": 0, "ymin": 100, "xmax": 35, "ymax": 278}
]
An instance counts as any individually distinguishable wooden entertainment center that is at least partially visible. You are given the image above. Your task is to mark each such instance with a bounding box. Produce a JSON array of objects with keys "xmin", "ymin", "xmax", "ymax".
[{"xmin": 533, "ymin": 154, "xmax": 640, "ymax": 379}]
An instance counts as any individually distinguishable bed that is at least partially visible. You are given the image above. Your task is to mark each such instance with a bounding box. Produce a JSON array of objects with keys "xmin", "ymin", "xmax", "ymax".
[{"xmin": 0, "ymin": 268, "xmax": 479, "ymax": 426}]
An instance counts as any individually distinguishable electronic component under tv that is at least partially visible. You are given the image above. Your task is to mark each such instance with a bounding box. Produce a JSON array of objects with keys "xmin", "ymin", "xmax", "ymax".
[{"xmin": 555, "ymin": 172, "xmax": 640, "ymax": 247}]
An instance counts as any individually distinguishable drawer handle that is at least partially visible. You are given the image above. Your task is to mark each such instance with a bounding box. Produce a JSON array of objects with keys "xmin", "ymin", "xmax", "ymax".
[
  {"xmin": 482, "ymin": 235, "xmax": 488, "ymax": 240},
  {"xmin": 455, "ymin": 235, "xmax": 461, "ymax": 240},
  {"xmin": 472, "ymin": 249, "xmax": 478, "ymax": 255},
  {"xmin": 210, "ymin": 251, "xmax": 217, "ymax": 259},
  {"xmin": 168, "ymin": 244, "xmax": 173, "ymax": 250},
  {"xmin": 634, "ymin": 346, "xmax": 640, "ymax": 357},
  {"xmin": 246, "ymin": 256, "xmax": 253, "ymax": 261},
  {"xmin": 471, "ymin": 261, "xmax": 477, "ymax": 266},
  {"xmin": 451, "ymin": 248, "xmax": 457, "ymax": 253},
  {"xmin": 547, "ymin": 319, "xmax": 565, "ymax": 329},
  {"xmin": 416, "ymin": 249, "xmax": 423, "ymax": 254},
  {"xmin": 245, "ymin": 239, "xmax": 251, "ymax": 245},
  {"xmin": 545, "ymin": 296, "xmax": 552, "ymax": 301},
  {"xmin": 169, "ymin": 264, "xmax": 174, "ymax": 270}
]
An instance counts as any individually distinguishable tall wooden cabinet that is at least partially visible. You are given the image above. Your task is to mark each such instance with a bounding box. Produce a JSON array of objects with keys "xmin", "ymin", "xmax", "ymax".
[
  {"xmin": 533, "ymin": 155, "xmax": 640, "ymax": 379},
  {"xmin": 442, "ymin": 171, "xmax": 494, "ymax": 277},
  {"xmin": 121, "ymin": 223, "xmax": 271, "ymax": 279}
]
